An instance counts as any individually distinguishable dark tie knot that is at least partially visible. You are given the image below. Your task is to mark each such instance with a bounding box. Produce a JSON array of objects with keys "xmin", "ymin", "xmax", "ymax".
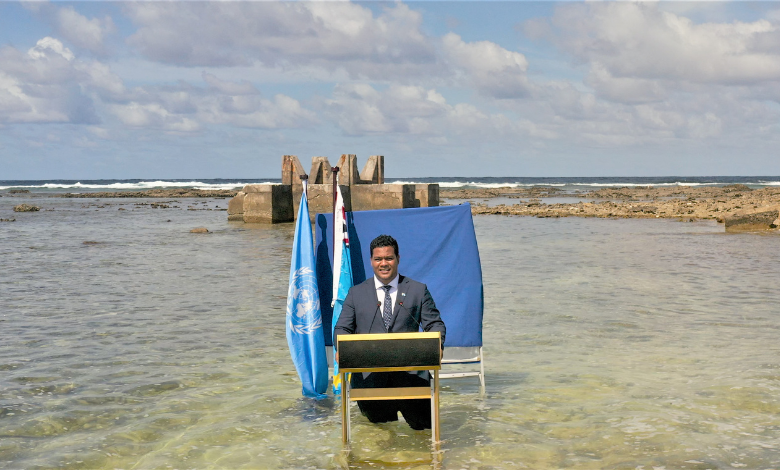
[{"xmin": 382, "ymin": 285, "xmax": 391, "ymax": 292}]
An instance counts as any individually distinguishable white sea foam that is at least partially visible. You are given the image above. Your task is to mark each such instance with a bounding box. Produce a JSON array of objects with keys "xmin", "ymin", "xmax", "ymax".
[
  {"xmin": 386, "ymin": 181, "xmax": 566, "ymax": 188},
  {"xmin": 0, "ymin": 181, "xmax": 267, "ymax": 191},
  {"xmin": 387, "ymin": 181, "xmax": 756, "ymax": 189},
  {"xmin": 4, "ymin": 179, "xmax": 778, "ymax": 191}
]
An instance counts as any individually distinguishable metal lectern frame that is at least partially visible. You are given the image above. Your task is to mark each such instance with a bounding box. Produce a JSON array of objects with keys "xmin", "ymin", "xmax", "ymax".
[{"xmin": 337, "ymin": 332, "xmax": 442, "ymax": 447}]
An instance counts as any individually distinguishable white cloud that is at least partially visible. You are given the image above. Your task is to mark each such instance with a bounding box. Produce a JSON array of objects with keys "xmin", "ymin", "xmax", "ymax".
[
  {"xmin": 109, "ymin": 101, "xmax": 200, "ymax": 132},
  {"xmin": 124, "ymin": 1, "xmax": 436, "ymax": 79},
  {"xmin": 106, "ymin": 76, "xmax": 317, "ymax": 131},
  {"xmin": 526, "ymin": 2, "xmax": 780, "ymax": 85},
  {"xmin": 122, "ymin": 2, "xmax": 536, "ymax": 99},
  {"xmin": 441, "ymin": 33, "xmax": 531, "ymax": 98},
  {"xmin": 324, "ymin": 83, "xmax": 447, "ymax": 135},
  {"xmin": 55, "ymin": 6, "xmax": 116, "ymax": 55},
  {"xmin": 28, "ymin": 36, "xmax": 74, "ymax": 61},
  {"xmin": 586, "ymin": 64, "xmax": 669, "ymax": 104},
  {"xmin": 506, "ymin": 2, "xmax": 780, "ymax": 148},
  {"xmin": 323, "ymin": 82, "xmax": 547, "ymax": 142},
  {"xmin": 202, "ymin": 72, "xmax": 258, "ymax": 96},
  {"xmin": 0, "ymin": 38, "xmax": 101, "ymax": 124},
  {"xmin": 0, "ymin": 35, "xmax": 316, "ymax": 132}
]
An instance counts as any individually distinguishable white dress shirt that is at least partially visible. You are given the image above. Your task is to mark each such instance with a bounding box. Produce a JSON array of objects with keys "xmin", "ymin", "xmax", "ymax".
[{"xmin": 374, "ymin": 274, "xmax": 399, "ymax": 314}]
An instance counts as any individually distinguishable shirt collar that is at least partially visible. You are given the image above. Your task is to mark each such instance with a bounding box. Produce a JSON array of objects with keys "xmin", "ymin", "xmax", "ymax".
[{"xmin": 374, "ymin": 274, "xmax": 399, "ymax": 290}]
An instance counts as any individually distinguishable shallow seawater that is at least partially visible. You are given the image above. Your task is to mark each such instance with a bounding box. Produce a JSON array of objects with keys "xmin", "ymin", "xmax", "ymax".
[{"xmin": 1, "ymin": 196, "xmax": 779, "ymax": 469}]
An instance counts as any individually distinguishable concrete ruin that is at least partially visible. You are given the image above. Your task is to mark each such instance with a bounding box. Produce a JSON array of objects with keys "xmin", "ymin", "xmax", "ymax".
[{"xmin": 228, "ymin": 155, "xmax": 439, "ymax": 223}]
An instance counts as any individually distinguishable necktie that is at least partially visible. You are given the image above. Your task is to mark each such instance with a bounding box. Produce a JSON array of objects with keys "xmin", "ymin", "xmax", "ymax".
[{"xmin": 381, "ymin": 285, "xmax": 392, "ymax": 331}]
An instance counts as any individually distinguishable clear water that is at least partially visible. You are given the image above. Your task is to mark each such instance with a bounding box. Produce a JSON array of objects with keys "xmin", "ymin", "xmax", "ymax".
[{"xmin": 1, "ymin": 196, "xmax": 779, "ymax": 469}]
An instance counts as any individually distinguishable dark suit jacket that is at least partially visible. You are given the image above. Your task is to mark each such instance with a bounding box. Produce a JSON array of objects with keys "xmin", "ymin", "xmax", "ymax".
[
  {"xmin": 334, "ymin": 274, "xmax": 446, "ymax": 345},
  {"xmin": 334, "ymin": 275, "xmax": 446, "ymax": 387}
]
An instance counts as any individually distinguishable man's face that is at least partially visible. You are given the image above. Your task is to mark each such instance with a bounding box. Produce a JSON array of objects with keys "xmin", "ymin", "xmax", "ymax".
[{"xmin": 371, "ymin": 246, "xmax": 399, "ymax": 285}]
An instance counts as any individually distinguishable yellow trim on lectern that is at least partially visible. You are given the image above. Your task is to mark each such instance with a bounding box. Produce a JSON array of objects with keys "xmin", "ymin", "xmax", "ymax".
[
  {"xmin": 337, "ymin": 331, "xmax": 441, "ymax": 342},
  {"xmin": 349, "ymin": 387, "xmax": 431, "ymax": 401},
  {"xmin": 340, "ymin": 365, "xmax": 438, "ymax": 373}
]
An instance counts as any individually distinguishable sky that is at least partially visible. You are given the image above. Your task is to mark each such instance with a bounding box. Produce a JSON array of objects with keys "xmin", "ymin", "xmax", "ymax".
[{"xmin": 2, "ymin": 1, "xmax": 780, "ymax": 179}]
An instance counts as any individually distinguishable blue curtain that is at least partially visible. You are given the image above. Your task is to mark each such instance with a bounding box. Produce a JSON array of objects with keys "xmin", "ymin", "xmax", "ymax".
[{"xmin": 315, "ymin": 203, "xmax": 483, "ymax": 348}]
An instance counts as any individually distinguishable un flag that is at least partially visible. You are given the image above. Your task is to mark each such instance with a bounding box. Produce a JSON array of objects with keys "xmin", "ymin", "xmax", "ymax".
[{"xmin": 286, "ymin": 181, "xmax": 328, "ymax": 398}]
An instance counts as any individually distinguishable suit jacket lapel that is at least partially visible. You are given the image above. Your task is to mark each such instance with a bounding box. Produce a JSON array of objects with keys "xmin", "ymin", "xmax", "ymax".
[{"xmin": 390, "ymin": 275, "xmax": 408, "ymax": 330}]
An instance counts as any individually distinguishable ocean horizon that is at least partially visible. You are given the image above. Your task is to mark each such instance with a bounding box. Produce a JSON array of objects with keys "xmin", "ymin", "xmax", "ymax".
[{"xmin": 2, "ymin": 175, "xmax": 780, "ymax": 193}]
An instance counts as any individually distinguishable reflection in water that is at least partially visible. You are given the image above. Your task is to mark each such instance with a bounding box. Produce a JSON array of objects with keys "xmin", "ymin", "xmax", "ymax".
[{"xmin": 1, "ymin": 198, "xmax": 780, "ymax": 469}]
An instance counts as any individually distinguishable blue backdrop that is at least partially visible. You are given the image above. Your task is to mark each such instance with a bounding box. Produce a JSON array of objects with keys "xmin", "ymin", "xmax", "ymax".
[{"xmin": 315, "ymin": 203, "xmax": 483, "ymax": 348}]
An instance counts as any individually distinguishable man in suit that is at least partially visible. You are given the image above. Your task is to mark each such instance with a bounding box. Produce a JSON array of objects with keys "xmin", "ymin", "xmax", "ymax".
[{"xmin": 334, "ymin": 234, "xmax": 446, "ymax": 430}]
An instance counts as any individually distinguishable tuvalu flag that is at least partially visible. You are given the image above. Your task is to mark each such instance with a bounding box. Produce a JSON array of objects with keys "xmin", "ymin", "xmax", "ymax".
[
  {"xmin": 286, "ymin": 179, "xmax": 328, "ymax": 398},
  {"xmin": 331, "ymin": 182, "xmax": 353, "ymax": 394}
]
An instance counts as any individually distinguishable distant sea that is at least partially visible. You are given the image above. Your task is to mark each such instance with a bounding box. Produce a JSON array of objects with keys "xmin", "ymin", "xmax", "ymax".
[{"xmin": 1, "ymin": 176, "xmax": 779, "ymax": 193}]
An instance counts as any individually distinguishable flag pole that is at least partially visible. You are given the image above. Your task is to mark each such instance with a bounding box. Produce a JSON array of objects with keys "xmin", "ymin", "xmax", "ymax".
[{"xmin": 331, "ymin": 166, "xmax": 340, "ymax": 261}]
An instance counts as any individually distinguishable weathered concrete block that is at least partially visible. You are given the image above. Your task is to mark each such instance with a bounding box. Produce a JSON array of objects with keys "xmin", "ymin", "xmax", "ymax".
[
  {"xmin": 350, "ymin": 184, "xmax": 415, "ymax": 211},
  {"xmin": 243, "ymin": 185, "xmax": 293, "ymax": 223},
  {"xmin": 227, "ymin": 191, "xmax": 245, "ymax": 221},
  {"xmin": 409, "ymin": 184, "xmax": 439, "ymax": 208},
  {"xmin": 724, "ymin": 209, "xmax": 779, "ymax": 232},
  {"xmin": 293, "ymin": 184, "xmax": 351, "ymax": 219},
  {"xmin": 359, "ymin": 155, "xmax": 384, "ymax": 184},
  {"xmin": 281, "ymin": 155, "xmax": 306, "ymax": 187},
  {"xmin": 336, "ymin": 154, "xmax": 360, "ymax": 186},
  {"xmin": 310, "ymin": 157, "xmax": 332, "ymax": 184}
]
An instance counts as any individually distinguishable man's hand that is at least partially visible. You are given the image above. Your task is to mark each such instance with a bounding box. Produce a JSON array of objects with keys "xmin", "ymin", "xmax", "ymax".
[{"xmin": 335, "ymin": 351, "xmax": 339, "ymax": 363}]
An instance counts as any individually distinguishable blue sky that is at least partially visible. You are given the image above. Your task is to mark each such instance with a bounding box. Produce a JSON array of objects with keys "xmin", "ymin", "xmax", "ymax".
[{"xmin": 2, "ymin": 1, "xmax": 780, "ymax": 179}]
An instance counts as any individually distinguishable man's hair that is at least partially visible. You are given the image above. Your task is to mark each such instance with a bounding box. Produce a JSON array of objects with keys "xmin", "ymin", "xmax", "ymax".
[{"xmin": 370, "ymin": 234, "xmax": 399, "ymax": 257}]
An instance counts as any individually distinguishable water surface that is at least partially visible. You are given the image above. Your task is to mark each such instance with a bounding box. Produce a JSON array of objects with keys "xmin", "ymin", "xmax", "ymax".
[{"xmin": 1, "ymin": 196, "xmax": 779, "ymax": 469}]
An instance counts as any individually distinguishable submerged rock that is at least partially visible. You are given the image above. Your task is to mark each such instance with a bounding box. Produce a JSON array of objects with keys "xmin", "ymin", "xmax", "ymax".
[
  {"xmin": 190, "ymin": 227, "xmax": 209, "ymax": 233},
  {"xmin": 13, "ymin": 204, "xmax": 40, "ymax": 212},
  {"xmin": 724, "ymin": 210, "xmax": 779, "ymax": 232}
]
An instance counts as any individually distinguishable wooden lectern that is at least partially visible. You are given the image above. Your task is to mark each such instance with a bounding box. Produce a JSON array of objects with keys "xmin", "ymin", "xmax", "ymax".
[{"xmin": 337, "ymin": 332, "xmax": 442, "ymax": 447}]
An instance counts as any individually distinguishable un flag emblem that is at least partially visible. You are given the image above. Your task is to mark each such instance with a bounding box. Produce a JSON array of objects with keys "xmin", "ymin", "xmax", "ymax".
[{"xmin": 287, "ymin": 267, "xmax": 322, "ymax": 335}]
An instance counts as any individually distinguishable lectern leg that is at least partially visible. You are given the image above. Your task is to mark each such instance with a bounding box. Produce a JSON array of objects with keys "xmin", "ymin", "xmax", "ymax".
[
  {"xmin": 431, "ymin": 369, "xmax": 440, "ymax": 444},
  {"xmin": 341, "ymin": 373, "xmax": 350, "ymax": 446}
]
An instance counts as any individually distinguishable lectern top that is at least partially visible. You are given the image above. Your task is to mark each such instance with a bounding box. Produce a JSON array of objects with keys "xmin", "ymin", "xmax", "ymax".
[
  {"xmin": 337, "ymin": 331, "xmax": 441, "ymax": 342},
  {"xmin": 337, "ymin": 331, "xmax": 442, "ymax": 373}
]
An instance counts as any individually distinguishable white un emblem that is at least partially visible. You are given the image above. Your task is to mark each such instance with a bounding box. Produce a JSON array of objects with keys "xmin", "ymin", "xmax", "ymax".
[{"xmin": 287, "ymin": 267, "xmax": 322, "ymax": 335}]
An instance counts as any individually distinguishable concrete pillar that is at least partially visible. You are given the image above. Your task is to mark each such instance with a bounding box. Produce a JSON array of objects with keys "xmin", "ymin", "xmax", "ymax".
[
  {"xmin": 359, "ymin": 155, "xmax": 384, "ymax": 184},
  {"xmin": 310, "ymin": 157, "xmax": 332, "ymax": 184},
  {"xmin": 336, "ymin": 154, "xmax": 360, "ymax": 186},
  {"xmin": 410, "ymin": 184, "xmax": 439, "ymax": 207},
  {"xmin": 281, "ymin": 155, "xmax": 307, "ymax": 189},
  {"xmin": 350, "ymin": 184, "xmax": 415, "ymax": 211},
  {"xmin": 292, "ymin": 184, "xmax": 351, "ymax": 221},
  {"xmin": 242, "ymin": 184, "xmax": 294, "ymax": 223},
  {"xmin": 227, "ymin": 191, "xmax": 246, "ymax": 221}
]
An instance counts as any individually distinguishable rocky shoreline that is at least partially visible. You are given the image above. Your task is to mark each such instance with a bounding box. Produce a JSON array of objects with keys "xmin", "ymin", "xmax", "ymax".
[
  {"xmin": 58, "ymin": 189, "xmax": 239, "ymax": 198},
  {"xmin": 442, "ymin": 185, "xmax": 780, "ymax": 226},
  {"xmin": 9, "ymin": 184, "xmax": 780, "ymax": 229}
]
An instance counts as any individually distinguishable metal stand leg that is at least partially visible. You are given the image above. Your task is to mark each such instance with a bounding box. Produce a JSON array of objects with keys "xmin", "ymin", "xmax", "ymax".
[
  {"xmin": 341, "ymin": 373, "xmax": 351, "ymax": 447},
  {"xmin": 479, "ymin": 347, "xmax": 486, "ymax": 394},
  {"xmin": 431, "ymin": 369, "xmax": 440, "ymax": 445}
]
